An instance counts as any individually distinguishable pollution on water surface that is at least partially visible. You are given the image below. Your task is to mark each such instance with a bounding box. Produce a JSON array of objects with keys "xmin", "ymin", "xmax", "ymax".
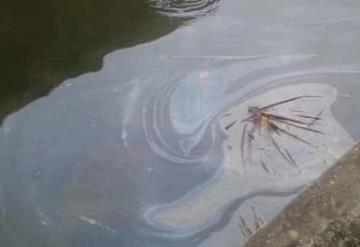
[{"xmin": 1, "ymin": 0, "xmax": 360, "ymax": 246}]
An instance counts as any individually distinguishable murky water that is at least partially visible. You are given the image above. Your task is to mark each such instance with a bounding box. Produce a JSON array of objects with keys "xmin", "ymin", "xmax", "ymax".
[
  {"xmin": 0, "ymin": 0, "xmax": 183, "ymax": 122},
  {"xmin": 1, "ymin": 0, "xmax": 360, "ymax": 246}
]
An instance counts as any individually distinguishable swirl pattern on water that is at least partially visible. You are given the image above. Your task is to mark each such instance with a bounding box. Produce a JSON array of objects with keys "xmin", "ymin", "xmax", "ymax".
[
  {"xmin": 1, "ymin": 48, "xmax": 360, "ymax": 247},
  {"xmin": 142, "ymin": 54, "xmax": 316, "ymax": 163},
  {"xmin": 148, "ymin": 0, "xmax": 221, "ymax": 17},
  {"xmin": 141, "ymin": 59, "xmax": 360, "ymax": 245}
]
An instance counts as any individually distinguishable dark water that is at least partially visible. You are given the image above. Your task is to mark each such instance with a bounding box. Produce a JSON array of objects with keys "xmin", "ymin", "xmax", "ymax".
[
  {"xmin": 1, "ymin": 0, "xmax": 360, "ymax": 247},
  {"xmin": 0, "ymin": 0, "xmax": 183, "ymax": 122}
]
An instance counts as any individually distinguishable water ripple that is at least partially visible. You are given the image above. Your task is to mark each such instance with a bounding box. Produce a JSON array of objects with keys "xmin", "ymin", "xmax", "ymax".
[{"xmin": 149, "ymin": 0, "xmax": 221, "ymax": 18}]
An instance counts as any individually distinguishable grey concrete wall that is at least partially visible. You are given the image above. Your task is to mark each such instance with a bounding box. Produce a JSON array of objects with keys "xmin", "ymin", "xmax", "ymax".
[{"xmin": 245, "ymin": 143, "xmax": 360, "ymax": 247}]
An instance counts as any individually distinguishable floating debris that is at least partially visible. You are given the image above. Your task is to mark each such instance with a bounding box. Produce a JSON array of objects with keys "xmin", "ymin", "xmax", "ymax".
[
  {"xmin": 308, "ymin": 109, "xmax": 324, "ymax": 127},
  {"xmin": 238, "ymin": 206, "xmax": 266, "ymax": 240},
  {"xmin": 238, "ymin": 215, "xmax": 253, "ymax": 239},
  {"xmin": 251, "ymin": 205, "xmax": 266, "ymax": 231},
  {"xmin": 260, "ymin": 159, "xmax": 272, "ymax": 174},
  {"xmin": 144, "ymin": 84, "xmax": 354, "ymax": 247},
  {"xmin": 224, "ymin": 95, "xmax": 324, "ymax": 167}
]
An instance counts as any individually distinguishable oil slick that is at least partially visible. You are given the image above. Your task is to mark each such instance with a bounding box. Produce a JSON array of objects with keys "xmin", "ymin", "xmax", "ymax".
[
  {"xmin": 144, "ymin": 83, "xmax": 354, "ymax": 246},
  {"xmin": 1, "ymin": 52, "xmax": 360, "ymax": 246},
  {"xmin": 1, "ymin": 0, "xmax": 360, "ymax": 245},
  {"xmin": 143, "ymin": 54, "xmax": 316, "ymax": 164},
  {"xmin": 220, "ymin": 84, "xmax": 348, "ymax": 175}
]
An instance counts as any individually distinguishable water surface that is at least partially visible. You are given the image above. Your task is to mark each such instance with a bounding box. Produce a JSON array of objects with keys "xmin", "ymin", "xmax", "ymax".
[{"xmin": 1, "ymin": 0, "xmax": 360, "ymax": 246}]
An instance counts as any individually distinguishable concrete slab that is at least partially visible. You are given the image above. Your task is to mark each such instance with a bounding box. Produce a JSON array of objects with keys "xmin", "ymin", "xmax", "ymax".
[{"xmin": 245, "ymin": 143, "xmax": 360, "ymax": 247}]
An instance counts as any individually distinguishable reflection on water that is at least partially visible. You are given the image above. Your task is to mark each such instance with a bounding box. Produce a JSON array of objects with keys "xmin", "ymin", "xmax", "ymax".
[
  {"xmin": 2, "ymin": 0, "xmax": 360, "ymax": 247},
  {"xmin": 0, "ymin": 0, "xmax": 185, "ymax": 122}
]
